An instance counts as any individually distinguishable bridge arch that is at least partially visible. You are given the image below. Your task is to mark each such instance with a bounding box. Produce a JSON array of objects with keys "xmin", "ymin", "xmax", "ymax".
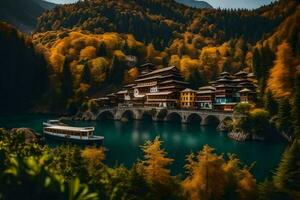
[
  {"xmin": 203, "ymin": 115, "xmax": 221, "ymax": 126},
  {"xmin": 221, "ymin": 116, "xmax": 233, "ymax": 123},
  {"xmin": 140, "ymin": 112, "xmax": 153, "ymax": 121},
  {"xmin": 166, "ymin": 112, "xmax": 182, "ymax": 123},
  {"xmin": 186, "ymin": 113, "xmax": 202, "ymax": 124},
  {"xmin": 121, "ymin": 110, "xmax": 135, "ymax": 121},
  {"xmin": 156, "ymin": 109, "xmax": 168, "ymax": 121},
  {"xmin": 96, "ymin": 110, "xmax": 114, "ymax": 121}
]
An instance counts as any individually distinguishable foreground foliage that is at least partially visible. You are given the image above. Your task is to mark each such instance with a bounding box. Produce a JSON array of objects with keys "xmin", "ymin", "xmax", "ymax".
[{"xmin": 0, "ymin": 129, "xmax": 299, "ymax": 199}]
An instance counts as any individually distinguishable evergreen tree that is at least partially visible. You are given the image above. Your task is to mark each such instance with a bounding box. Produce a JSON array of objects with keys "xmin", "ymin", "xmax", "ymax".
[
  {"xmin": 264, "ymin": 91, "xmax": 278, "ymax": 116},
  {"xmin": 293, "ymin": 74, "xmax": 300, "ymax": 138},
  {"xmin": 252, "ymin": 48, "xmax": 261, "ymax": 78},
  {"xmin": 276, "ymin": 98, "xmax": 293, "ymax": 135},
  {"xmin": 61, "ymin": 56, "xmax": 73, "ymax": 102},
  {"xmin": 273, "ymin": 140, "xmax": 300, "ymax": 198},
  {"xmin": 108, "ymin": 55, "xmax": 126, "ymax": 85},
  {"xmin": 81, "ymin": 62, "xmax": 91, "ymax": 84},
  {"xmin": 97, "ymin": 42, "xmax": 107, "ymax": 57}
]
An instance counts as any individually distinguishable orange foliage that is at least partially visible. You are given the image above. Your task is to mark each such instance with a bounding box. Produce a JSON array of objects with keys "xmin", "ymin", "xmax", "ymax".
[
  {"xmin": 183, "ymin": 145, "xmax": 226, "ymax": 200},
  {"xmin": 138, "ymin": 137, "xmax": 173, "ymax": 185},
  {"xmin": 81, "ymin": 146, "xmax": 106, "ymax": 167},
  {"xmin": 267, "ymin": 42, "xmax": 297, "ymax": 98},
  {"xmin": 124, "ymin": 67, "xmax": 139, "ymax": 84},
  {"xmin": 80, "ymin": 46, "xmax": 97, "ymax": 60},
  {"xmin": 183, "ymin": 146, "xmax": 257, "ymax": 200}
]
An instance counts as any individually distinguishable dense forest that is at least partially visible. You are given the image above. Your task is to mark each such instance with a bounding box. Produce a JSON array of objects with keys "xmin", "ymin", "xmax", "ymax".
[
  {"xmin": 0, "ymin": 129, "xmax": 299, "ymax": 200},
  {"xmin": 0, "ymin": 22, "xmax": 48, "ymax": 113}
]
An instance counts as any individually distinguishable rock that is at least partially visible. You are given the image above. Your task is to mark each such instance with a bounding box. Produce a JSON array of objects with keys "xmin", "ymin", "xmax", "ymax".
[
  {"xmin": 228, "ymin": 131, "xmax": 251, "ymax": 142},
  {"xmin": 10, "ymin": 128, "xmax": 41, "ymax": 144}
]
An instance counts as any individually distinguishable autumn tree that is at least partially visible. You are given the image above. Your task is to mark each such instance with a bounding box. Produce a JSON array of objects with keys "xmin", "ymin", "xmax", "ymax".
[
  {"xmin": 183, "ymin": 145, "xmax": 227, "ymax": 200},
  {"xmin": 139, "ymin": 137, "xmax": 173, "ymax": 185},
  {"xmin": 124, "ymin": 67, "xmax": 139, "ymax": 84},
  {"xmin": 267, "ymin": 42, "xmax": 296, "ymax": 98},
  {"xmin": 138, "ymin": 137, "xmax": 179, "ymax": 199},
  {"xmin": 183, "ymin": 145, "xmax": 257, "ymax": 200}
]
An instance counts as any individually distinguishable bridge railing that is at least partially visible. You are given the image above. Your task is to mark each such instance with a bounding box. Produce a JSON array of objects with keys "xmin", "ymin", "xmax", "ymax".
[{"xmin": 97, "ymin": 105, "xmax": 233, "ymax": 116}]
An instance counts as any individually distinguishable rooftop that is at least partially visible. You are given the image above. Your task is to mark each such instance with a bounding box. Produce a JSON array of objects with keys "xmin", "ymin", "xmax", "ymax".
[
  {"xmin": 135, "ymin": 76, "xmax": 160, "ymax": 82},
  {"xmin": 146, "ymin": 91, "xmax": 173, "ymax": 96},
  {"xmin": 239, "ymin": 88, "xmax": 252, "ymax": 93},
  {"xmin": 124, "ymin": 84, "xmax": 136, "ymax": 88},
  {"xmin": 140, "ymin": 66, "xmax": 177, "ymax": 77},
  {"xmin": 220, "ymin": 71, "xmax": 230, "ymax": 75},
  {"xmin": 199, "ymin": 86, "xmax": 216, "ymax": 91},
  {"xmin": 181, "ymin": 88, "xmax": 197, "ymax": 93},
  {"xmin": 45, "ymin": 125, "xmax": 95, "ymax": 132},
  {"xmin": 117, "ymin": 90, "xmax": 128, "ymax": 94},
  {"xmin": 235, "ymin": 71, "xmax": 248, "ymax": 76},
  {"xmin": 197, "ymin": 90, "xmax": 215, "ymax": 94},
  {"xmin": 160, "ymin": 80, "xmax": 189, "ymax": 85}
]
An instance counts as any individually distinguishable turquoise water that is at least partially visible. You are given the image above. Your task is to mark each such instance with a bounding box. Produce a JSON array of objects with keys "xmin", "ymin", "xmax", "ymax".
[{"xmin": 0, "ymin": 114, "xmax": 286, "ymax": 181}]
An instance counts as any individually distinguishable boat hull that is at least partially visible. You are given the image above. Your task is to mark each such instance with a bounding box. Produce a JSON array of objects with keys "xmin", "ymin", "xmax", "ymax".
[{"xmin": 44, "ymin": 133, "xmax": 104, "ymax": 146}]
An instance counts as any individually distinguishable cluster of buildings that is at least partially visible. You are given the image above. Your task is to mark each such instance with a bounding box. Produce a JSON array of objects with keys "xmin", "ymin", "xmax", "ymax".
[{"xmin": 96, "ymin": 63, "xmax": 257, "ymax": 112}]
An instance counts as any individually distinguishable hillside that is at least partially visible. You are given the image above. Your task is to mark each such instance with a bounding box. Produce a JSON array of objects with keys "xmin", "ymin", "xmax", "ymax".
[
  {"xmin": 0, "ymin": 22, "xmax": 48, "ymax": 113},
  {"xmin": 175, "ymin": 0, "xmax": 212, "ymax": 8},
  {"xmin": 0, "ymin": 0, "xmax": 56, "ymax": 32},
  {"xmin": 32, "ymin": 0, "xmax": 300, "ymax": 110},
  {"xmin": 34, "ymin": 0, "xmax": 56, "ymax": 10},
  {"xmin": 36, "ymin": 0, "xmax": 294, "ymax": 49}
]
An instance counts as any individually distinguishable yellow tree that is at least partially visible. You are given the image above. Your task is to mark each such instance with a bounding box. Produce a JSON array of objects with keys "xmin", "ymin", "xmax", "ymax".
[
  {"xmin": 267, "ymin": 42, "xmax": 297, "ymax": 98},
  {"xmin": 183, "ymin": 145, "xmax": 226, "ymax": 200},
  {"xmin": 81, "ymin": 146, "xmax": 106, "ymax": 169},
  {"xmin": 139, "ymin": 136, "xmax": 173, "ymax": 185}
]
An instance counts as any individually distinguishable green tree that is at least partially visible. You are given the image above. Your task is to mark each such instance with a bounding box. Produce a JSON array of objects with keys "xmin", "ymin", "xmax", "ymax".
[
  {"xmin": 273, "ymin": 140, "xmax": 300, "ymax": 199},
  {"xmin": 276, "ymin": 98, "xmax": 293, "ymax": 135},
  {"xmin": 264, "ymin": 91, "xmax": 278, "ymax": 116},
  {"xmin": 97, "ymin": 42, "xmax": 107, "ymax": 57},
  {"xmin": 61, "ymin": 56, "xmax": 73, "ymax": 102},
  {"xmin": 81, "ymin": 62, "xmax": 91, "ymax": 85},
  {"xmin": 293, "ymin": 74, "xmax": 300, "ymax": 138},
  {"xmin": 250, "ymin": 109, "xmax": 270, "ymax": 137},
  {"xmin": 252, "ymin": 48, "xmax": 261, "ymax": 78}
]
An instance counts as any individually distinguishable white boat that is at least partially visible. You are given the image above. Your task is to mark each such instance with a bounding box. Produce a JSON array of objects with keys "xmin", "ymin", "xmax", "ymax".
[{"xmin": 43, "ymin": 120, "xmax": 104, "ymax": 145}]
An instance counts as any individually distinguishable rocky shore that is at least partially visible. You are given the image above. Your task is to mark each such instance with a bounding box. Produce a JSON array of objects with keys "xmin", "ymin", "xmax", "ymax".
[
  {"xmin": 228, "ymin": 131, "xmax": 251, "ymax": 142},
  {"xmin": 9, "ymin": 128, "xmax": 43, "ymax": 144}
]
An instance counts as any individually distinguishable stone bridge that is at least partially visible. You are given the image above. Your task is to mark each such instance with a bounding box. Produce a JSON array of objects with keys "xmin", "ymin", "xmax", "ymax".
[{"xmin": 82, "ymin": 107, "xmax": 234, "ymax": 126}]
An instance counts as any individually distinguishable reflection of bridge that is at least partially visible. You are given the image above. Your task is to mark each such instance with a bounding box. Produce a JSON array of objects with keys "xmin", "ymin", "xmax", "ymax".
[{"xmin": 82, "ymin": 107, "xmax": 233, "ymax": 126}]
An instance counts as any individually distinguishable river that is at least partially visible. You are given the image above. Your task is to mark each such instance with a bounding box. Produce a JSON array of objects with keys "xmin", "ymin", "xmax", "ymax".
[{"xmin": 0, "ymin": 114, "xmax": 286, "ymax": 181}]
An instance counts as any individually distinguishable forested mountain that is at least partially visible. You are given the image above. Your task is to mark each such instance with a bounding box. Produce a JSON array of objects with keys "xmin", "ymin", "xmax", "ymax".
[
  {"xmin": 0, "ymin": 0, "xmax": 56, "ymax": 32},
  {"xmin": 30, "ymin": 0, "xmax": 300, "ymax": 113},
  {"xmin": 175, "ymin": 0, "xmax": 212, "ymax": 8},
  {"xmin": 0, "ymin": 22, "xmax": 48, "ymax": 113},
  {"xmin": 36, "ymin": 0, "xmax": 296, "ymax": 50},
  {"xmin": 1, "ymin": 0, "xmax": 299, "ymax": 114}
]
